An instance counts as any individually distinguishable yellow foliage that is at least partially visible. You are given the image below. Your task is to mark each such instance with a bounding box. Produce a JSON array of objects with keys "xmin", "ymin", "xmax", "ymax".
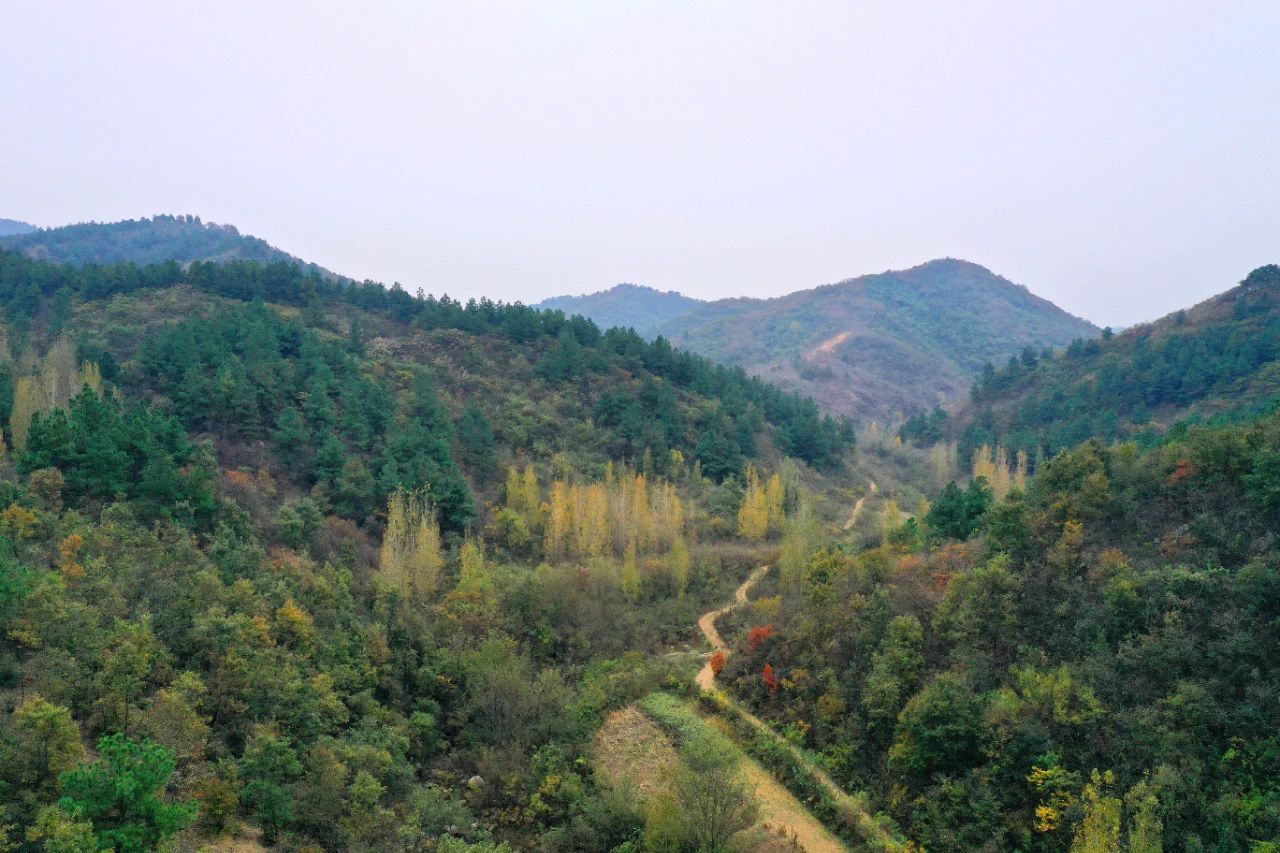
[
  {"xmin": 1, "ymin": 503, "xmax": 39, "ymax": 540},
  {"xmin": 765, "ymin": 473, "xmax": 785, "ymax": 536},
  {"xmin": 737, "ymin": 465, "xmax": 768, "ymax": 541},
  {"xmin": 379, "ymin": 489, "xmax": 444, "ymax": 603},
  {"xmin": 275, "ymin": 598, "xmax": 315, "ymax": 646}
]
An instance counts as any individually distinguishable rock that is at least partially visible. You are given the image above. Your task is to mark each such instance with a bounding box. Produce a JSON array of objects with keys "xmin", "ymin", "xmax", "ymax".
[{"xmin": 467, "ymin": 775, "xmax": 485, "ymax": 790}]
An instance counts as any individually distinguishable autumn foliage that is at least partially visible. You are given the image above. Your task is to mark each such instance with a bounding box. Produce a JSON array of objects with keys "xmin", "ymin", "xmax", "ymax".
[
  {"xmin": 762, "ymin": 663, "xmax": 780, "ymax": 695},
  {"xmin": 709, "ymin": 651, "xmax": 727, "ymax": 676},
  {"xmin": 746, "ymin": 624, "xmax": 776, "ymax": 655}
]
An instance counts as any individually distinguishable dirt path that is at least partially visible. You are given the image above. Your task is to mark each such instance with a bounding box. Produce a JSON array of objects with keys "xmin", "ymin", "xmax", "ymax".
[
  {"xmin": 695, "ymin": 558, "xmax": 904, "ymax": 852},
  {"xmin": 696, "ymin": 564, "xmax": 770, "ymax": 690},
  {"xmin": 843, "ymin": 479, "xmax": 878, "ymax": 530},
  {"xmin": 740, "ymin": 758, "xmax": 847, "ymax": 853}
]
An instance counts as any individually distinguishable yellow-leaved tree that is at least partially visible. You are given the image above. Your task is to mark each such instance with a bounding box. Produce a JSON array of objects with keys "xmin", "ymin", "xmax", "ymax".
[
  {"xmin": 378, "ymin": 489, "xmax": 443, "ymax": 603},
  {"xmin": 737, "ymin": 465, "xmax": 769, "ymax": 541}
]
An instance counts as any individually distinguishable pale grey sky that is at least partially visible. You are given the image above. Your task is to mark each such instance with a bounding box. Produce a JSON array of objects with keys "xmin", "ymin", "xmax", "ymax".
[{"xmin": 2, "ymin": 1, "xmax": 1276, "ymax": 327}]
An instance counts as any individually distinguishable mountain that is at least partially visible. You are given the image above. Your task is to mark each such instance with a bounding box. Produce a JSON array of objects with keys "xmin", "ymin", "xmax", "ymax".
[
  {"xmin": 951, "ymin": 263, "xmax": 1280, "ymax": 458},
  {"xmin": 643, "ymin": 259, "xmax": 1099, "ymax": 424},
  {"xmin": 0, "ymin": 213, "xmax": 337, "ymax": 274},
  {"xmin": 537, "ymin": 283, "xmax": 703, "ymax": 338},
  {"xmin": 0, "ymin": 218, "xmax": 35, "ymax": 237},
  {"xmin": 0, "ymin": 243, "xmax": 862, "ymax": 850}
]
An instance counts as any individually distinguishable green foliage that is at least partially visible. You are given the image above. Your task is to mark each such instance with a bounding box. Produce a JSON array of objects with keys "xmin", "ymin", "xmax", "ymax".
[
  {"xmin": 961, "ymin": 265, "xmax": 1280, "ymax": 458},
  {"xmin": 20, "ymin": 390, "xmax": 216, "ymax": 526},
  {"xmin": 57, "ymin": 734, "xmax": 196, "ymax": 853},
  {"xmin": 924, "ymin": 477, "xmax": 991, "ymax": 540}
]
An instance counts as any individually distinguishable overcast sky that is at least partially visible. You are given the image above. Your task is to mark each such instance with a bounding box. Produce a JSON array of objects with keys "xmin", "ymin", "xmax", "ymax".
[{"xmin": 2, "ymin": 2, "xmax": 1276, "ymax": 327}]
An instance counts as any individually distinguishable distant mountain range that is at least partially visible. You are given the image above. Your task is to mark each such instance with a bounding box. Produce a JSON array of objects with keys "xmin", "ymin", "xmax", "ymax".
[
  {"xmin": 0, "ymin": 214, "xmax": 340, "ymax": 277},
  {"xmin": 541, "ymin": 261, "xmax": 1099, "ymax": 423},
  {"xmin": 539, "ymin": 284, "xmax": 703, "ymax": 338},
  {"xmin": 0, "ymin": 218, "xmax": 35, "ymax": 237},
  {"xmin": 2, "ymin": 215, "xmax": 1103, "ymax": 425}
]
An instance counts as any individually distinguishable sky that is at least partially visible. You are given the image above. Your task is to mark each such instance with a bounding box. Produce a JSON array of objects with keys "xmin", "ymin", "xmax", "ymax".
[{"xmin": 2, "ymin": 2, "xmax": 1276, "ymax": 328}]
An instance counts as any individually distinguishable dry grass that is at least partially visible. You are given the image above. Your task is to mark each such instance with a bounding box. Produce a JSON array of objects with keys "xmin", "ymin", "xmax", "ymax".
[{"xmin": 593, "ymin": 705, "xmax": 680, "ymax": 800}]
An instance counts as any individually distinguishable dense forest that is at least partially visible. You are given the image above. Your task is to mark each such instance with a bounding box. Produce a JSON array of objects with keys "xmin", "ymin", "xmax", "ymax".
[
  {"xmin": 956, "ymin": 265, "xmax": 1280, "ymax": 461},
  {"xmin": 0, "ymin": 228, "xmax": 1277, "ymax": 851},
  {"xmin": 721, "ymin": 408, "xmax": 1280, "ymax": 850},
  {"xmin": 0, "ymin": 247, "xmax": 858, "ymax": 852},
  {"xmin": 0, "ymin": 216, "xmax": 313, "ymax": 270}
]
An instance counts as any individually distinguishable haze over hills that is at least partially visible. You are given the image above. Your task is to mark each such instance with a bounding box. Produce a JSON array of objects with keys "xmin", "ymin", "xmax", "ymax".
[
  {"xmin": 0, "ymin": 214, "xmax": 341, "ymax": 276},
  {"xmin": 538, "ymin": 283, "xmax": 703, "ymax": 338},
  {"xmin": 0, "ymin": 218, "xmax": 35, "ymax": 237},
  {"xmin": 543, "ymin": 260, "xmax": 1099, "ymax": 424}
]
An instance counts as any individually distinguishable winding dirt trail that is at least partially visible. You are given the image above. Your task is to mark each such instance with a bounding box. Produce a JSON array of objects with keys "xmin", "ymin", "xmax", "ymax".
[
  {"xmin": 843, "ymin": 480, "xmax": 878, "ymax": 530},
  {"xmin": 695, "ymin": 564, "xmax": 770, "ymax": 690},
  {"xmin": 695, "ymin": 559, "xmax": 904, "ymax": 852}
]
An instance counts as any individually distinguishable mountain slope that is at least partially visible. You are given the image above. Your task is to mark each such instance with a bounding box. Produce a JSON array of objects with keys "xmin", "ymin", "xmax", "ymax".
[
  {"xmin": 653, "ymin": 259, "xmax": 1098, "ymax": 424},
  {"xmin": 954, "ymin": 264, "xmax": 1280, "ymax": 457},
  {"xmin": 0, "ymin": 219, "xmax": 35, "ymax": 237},
  {"xmin": 0, "ymin": 214, "xmax": 336, "ymax": 274},
  {"xmin": 537, "ymin": 283, "xmax": 703, "ymax": 338},
  {"xmin": 0, "ymin": 245, "xmax": 861, "ymax": 850}
]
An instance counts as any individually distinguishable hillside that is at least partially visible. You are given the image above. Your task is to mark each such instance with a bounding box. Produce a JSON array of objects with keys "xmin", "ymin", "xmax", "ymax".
[
  {"xmin": 543, "ymin": 260, "xmax": 1098, "ymax": 424},
  {"xmin": 0, "ymin": 219, "xmax": 35, "ymax": 237},
  {"xmin": 0, "ymin": 214, "xmax": 336, "ymax": 274},
  {"xmin": 952, "ymin": 264, "xmax": 1280, "ymax": 458},
  {"xmin": 0, "ymin": 246, "xmax": 861, "ymax": 850},
  {"xmin": 538, "ymin": 283, "xmax": 703, "ymax": 338},
  {"xmin": 719, "ymin": 405, "xmax": 1280, "ymax": 850}
]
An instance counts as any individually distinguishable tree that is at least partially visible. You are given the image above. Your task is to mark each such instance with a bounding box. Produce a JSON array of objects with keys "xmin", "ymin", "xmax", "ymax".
[
  {"xmin": 378, "ymin": 488, "xmax": 444, "ymax": 603},
  {"xmin": 737, "ymin": 466, "xmax": 768, "ymax": 541},
  {"xmin": 58, "ymin": 734, "xmax": 196, "ymax": 853},
  {"xmin": 25, "ymin": 805, "xmax": 98, "ymax": 853},
  {"xmin": 457, "ymin": 402, "xmax": 498, "ymax": 478},
  {"xmin": 8, "ymin": 695, "xmax": 82, "ymax": 793},
  {"xmin": 889, "ymin": 672, "xmax": 985, "ymax": 777},
  {"xmin": 666, "ymin": 734, "xmax": 758, "ymax": 852}
]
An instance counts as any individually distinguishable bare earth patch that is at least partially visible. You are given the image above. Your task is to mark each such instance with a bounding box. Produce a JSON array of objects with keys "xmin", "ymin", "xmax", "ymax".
[{"xmin": 594, "ymin": 705, "xmax": 680, "ymax": 799}]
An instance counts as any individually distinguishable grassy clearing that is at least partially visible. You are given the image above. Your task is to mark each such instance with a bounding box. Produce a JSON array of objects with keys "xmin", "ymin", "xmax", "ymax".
[{"xmin": 640, "ymin": 693, "xmax": 848, "ymax": 853}]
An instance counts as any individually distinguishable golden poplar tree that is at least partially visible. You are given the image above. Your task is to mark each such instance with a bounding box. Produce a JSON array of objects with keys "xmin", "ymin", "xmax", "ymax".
[
  {"xmin": 505, "ymin": 466, "xmax": 523, "ymax": 512},
  {"xmin": 620, "ymin": 540, "xmax": 640, "ymax": 600},
  {"xmin": 765, "ymin": 473, "xmax": 786, "ymax": 537},
  {"xmin": 668, "ymin": 535, "xmax": 691, "ymax": 599},
  {"xmin": 379, "ymin": 489, "xmax": 443, "ymax": 602},
  {"xmin": 457, "ymin": 534, "xmax": 491, "ymax": 594},
  {"xmin": 520, "ymin": 465, "xmax": 540, "ymax": 519},
  {"xmin": 779, "ymin": 497, "xmax": 820, "ymax": 592},
  {"xmin": 737, "ymin": 465, "xmax": 768, "ymax": 541},
  {"xmin": 545, "ymin": 480, "xmax": 571, "ymax": 559}
]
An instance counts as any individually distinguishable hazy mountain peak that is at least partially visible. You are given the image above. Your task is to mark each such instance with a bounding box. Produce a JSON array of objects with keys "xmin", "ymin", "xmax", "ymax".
[{"xmin": 0, "ymin": 218, "xmax": 36, "ymax": 237}]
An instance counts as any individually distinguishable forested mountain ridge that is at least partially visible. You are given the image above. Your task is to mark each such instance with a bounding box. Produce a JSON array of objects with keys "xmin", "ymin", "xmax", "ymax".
[
  {"xmin": 952, "ymin": 264, "xmax": 1280, "ymax": 459},
  {"xmin": 0, "ymin": 214, "xmax": 337, "ymax": 275},
  {"xmin": 0, "ymin": 246, "xmax": 863, "ymax": 850},
  {"xmin": 543, "ymin": 260, "xmax": 1099, "ymax": 424},
  {"xmin": 537, "ymin": 283, "xmax": 704, "ymax": 338}
]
